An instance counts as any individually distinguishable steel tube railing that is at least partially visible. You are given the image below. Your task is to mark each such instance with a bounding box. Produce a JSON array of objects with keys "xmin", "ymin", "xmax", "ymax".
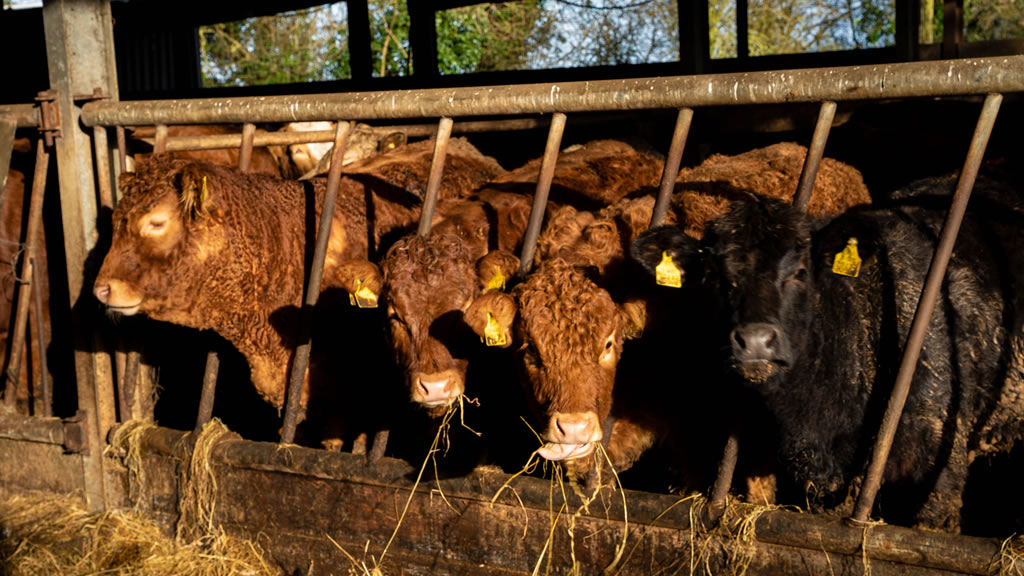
[
  {"xmin": 281, "ymin": 121, "xmax": 354, "ymax": 444},
  {"xmin": 793, "ymin": 101, "xmax": 837, "ymax": 212},
  {"xmin": 850, "ymin": 92, "xmax": 1003, "ymax": 523},
  {"xmin": 517, "ymin": 113, "xmax": 567, "ymax": 277},
  {"xmin": 195, "ymin": 350, "xmax": 220, "ymax": 432},
  {"xmin": 31, "ymin": 257, "xmax": 50, "ymax": 417},
  {"xmin": 80, "ymin": 57, "xmax": 1024, "ymax": 127},
  {"xmin": 0, "ymin": 104, "xmax": 39, "ymax": 128},
  {"xmin": 650, "ymin": 108, "xmax": 694, "ymax": 228},
  {"xmin": 416, "ymin": 117, "xmax": 454, "ymax": 236},
  {"xmin": 238, "ymin": 122, "xmax": 256, "ymax": 173}
]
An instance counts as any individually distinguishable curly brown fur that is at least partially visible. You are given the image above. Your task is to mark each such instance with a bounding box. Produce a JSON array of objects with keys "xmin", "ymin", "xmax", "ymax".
[
  {"xmin": 673, "ymin": 141, "xmax": 870, "ymax": 238},
  {"xmin": 132, "ymin": 125, "xmax": 285, "ymax": 177}
]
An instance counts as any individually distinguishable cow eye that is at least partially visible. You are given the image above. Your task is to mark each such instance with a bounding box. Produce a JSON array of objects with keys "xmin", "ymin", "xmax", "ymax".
[
  {"xmin": 143, "ymin": 216, "xmax": 168, "ymax": 236},
  {"xmin": 790, "ymin": 267, "xmax": 808, "ymax": 283}
]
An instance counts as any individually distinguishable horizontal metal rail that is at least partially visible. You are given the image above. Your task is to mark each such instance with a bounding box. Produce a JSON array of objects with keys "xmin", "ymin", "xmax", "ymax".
[
  {"xmin": 0, "ymin": 104, "xmax": 39, "ymax": 128},
  {"xmin": 80, "ymin": 57, "xmax": 1024, "ymax": 127}
]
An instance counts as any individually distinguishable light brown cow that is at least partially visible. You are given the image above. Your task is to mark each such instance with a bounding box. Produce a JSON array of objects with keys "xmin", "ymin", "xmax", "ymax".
[{"xmin": 93, "ymin": 139, "xmax": 505, "ymax": 423}]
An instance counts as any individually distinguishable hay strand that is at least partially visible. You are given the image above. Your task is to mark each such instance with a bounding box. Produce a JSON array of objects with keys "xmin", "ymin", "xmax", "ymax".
[{"xmin": 996, "ymin": 534, "xmax": 1024, "ymax": 576}]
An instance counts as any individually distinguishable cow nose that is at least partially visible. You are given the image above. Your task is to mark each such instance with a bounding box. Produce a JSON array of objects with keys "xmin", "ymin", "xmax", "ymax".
[
  {"xmin": 731, "ymin": 323, "xmax": 782, "ymax": 361},
  {"xmin": 94, "ymin": 283, "xmax": 111, "ymax": 305},
  {"xmin": 411, "ymin": 370, "xmax": 464, "ymax": 407},
  {"xmin": 549, "ymin": 411, "xmax": 601, "ymax": 445}
]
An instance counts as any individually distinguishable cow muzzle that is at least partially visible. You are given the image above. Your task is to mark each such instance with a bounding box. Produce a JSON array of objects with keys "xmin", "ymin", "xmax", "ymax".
[
  {"xmin": 93, "ymin": 279, "xmax": 144, "ymax": 315},
  {"xmin": 538, "ymin": 411, "xmax": 602, "ymax": 461},
  {"xmin": 410, "ymin": 370, "xmax": 464, "ymax": 409},
  {"xmin": 730, "ymin": 322, "xmax": 791, "ymax": 381}
]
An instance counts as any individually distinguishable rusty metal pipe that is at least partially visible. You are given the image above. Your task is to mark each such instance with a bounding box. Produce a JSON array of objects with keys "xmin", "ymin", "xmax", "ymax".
[
  {"xmin": 793, "ymin": 101, "xmax": 837, "ymax": 212},
  {"xmin": 80, "ymin": 57, "xmax": 1024, "ymax": 127},
  {"xmin": 238, "ymin": 122, "xmax": 256, "ymax": 173},
  {"xmin": 116, "ymin": 126, "xmax": 128, "ymax": 174},
  {"xmin": 92, "ymin": 126, "xmax": 114, "ymax": 212},
  {"xmin": 123, "ymin": 350, "xmax": 140, "ymax": 421},
  {"xmin": 851, "ymin": 93, "xmax": 1002, "ymax": 523},
  {"xmin": 31, "ymin": 256, "xmax": 50, "ymax": 417},
  {"xmin": 706, "ymin": 433, "xmax": 740, "ymax": 523},
  {"xmin": 195, "ymin": 350, "xmax": 220, "ymax": 432},
  {"xmin": 416, "ymin": 117, "xmax": 454, "ymax": 236},
  {"xmin": 650, "ymin": 108, "xmax": 694, "ymax": 228},
  {"xmin": 517, "ymin": 113, "xmax": 567, "ymax": 277},
  {"xmin": 3, "ymin": 140, "xmax": 49, "ymax": 409},
  {"xmin": 0, "ymin": 104, "xmax": 39, "ymax": 128},
  {"xmin": 281, "ymin": 121, "xmax": 354, "ymax": 444},
  {"xmin": 154, "ymin": 124, "xmax": 168, "ymax": 154}
]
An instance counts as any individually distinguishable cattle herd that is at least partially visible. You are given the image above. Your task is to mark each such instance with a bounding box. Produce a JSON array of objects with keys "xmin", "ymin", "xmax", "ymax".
[{"xmin": 76, "ymin": 125, "xmax": 1024, "ymax": 534}]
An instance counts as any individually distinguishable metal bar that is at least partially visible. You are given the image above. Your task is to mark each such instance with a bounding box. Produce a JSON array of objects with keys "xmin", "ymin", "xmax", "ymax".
[
  {"xmin": 92, "ymin": 126, "xmax": 114, "ymax": 211},
  {"xmin": 116, "ymin": 126, "xmax": 127, "ymax": 174},
  {"xmin": 792, "ymin": 101, "xmax": 837, "ymax": 212},
  {"xmin": 943, "ymin": 0, "xmax": 963, "ymax": 58},
  {"xmin": 195, "ymin": 350, "xmax": 220, "ymax": 432},
  {"xmin": 0, "ymin": 115, "xmax": 16, "ymax": 194},
  {"xmin": 238, "ymin": 122, "xmax": 256, "ymax": 172},
  {"xmin": 649, "ymin": 108, "xmax": 693, "ymax": 228},
  {"xmin": 3, "ymin": 140, "xmax": 48, "ymax": 409},
  {"xmin": 416, "ymin": 117, "xmax": 454, "ymax": 236},
  {"xmin": 80, "ymin": 57, "xmax": 1024, "ymax": 127},
  {"xmin": 737, "ymin": 0, "xmax": 749, "ymax": 58},
  {"xmin": 851, "ymin": 93, "xmax": 1002, "ymax": 523},
  {"xmin": 517, "ymin": 113, "xmax": 567, "ymax": 277},
  {"xmin": 280, "ymin": 121, "xmax": 354, "ymax": 444},
  {"xmin": 706, "ymin": 433, "xmax": 740, "ymax": 522},
  {"xmin": 123, "ymin": 350, "xmax": 139, "ymax": 421},
  {"xmin": 0, "ymin": 104, "xmax": 40, "ymax": 128},
  {"xmin": 154, "ymin": 124, "xmax": 168, "ymax": 153},
  {"xmin": 31, "ymin": 256, "xmax": 50, "ymax": 417}
]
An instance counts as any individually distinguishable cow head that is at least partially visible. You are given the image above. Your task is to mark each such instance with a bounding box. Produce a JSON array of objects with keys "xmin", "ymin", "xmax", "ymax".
[
  {"xmin": 465, "ymin": 258, "xmax": 647, "ymax": 462},
  {"xmin": 94, "ymin": 156, "xmax": 222, "ymax": 322},
  {"xmin": 633, "ymin": 199, "xmax": 813, "ymax": 393},
  {"xmin": 339, "ymin": 236, "xmax": 519, "ymax": 416}
]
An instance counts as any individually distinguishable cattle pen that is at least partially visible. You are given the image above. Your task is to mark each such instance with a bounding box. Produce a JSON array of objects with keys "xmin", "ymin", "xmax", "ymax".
[{"xmin": 2, "ymin": 2, "xmax": 1024, "ymax": 574}]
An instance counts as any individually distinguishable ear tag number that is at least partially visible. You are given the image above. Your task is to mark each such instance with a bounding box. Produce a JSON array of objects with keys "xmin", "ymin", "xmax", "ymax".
[
  {"xmin": 483, "ymin": 312, "xmax": 506, "ymax": 347},
  {"xmin": 655, "ymin": 251, "xmax": 682, "ymax": 288},
  {"xmin": 486, "ymin": 265, "xmax": 506, "ymax": 292},
  {"xmin": 349, "ymin": 278, "xmax": 379, "ymax": 308},
  {"xmin": 832, "ymin": 238, "xmax": 862, "ymax": 278}
]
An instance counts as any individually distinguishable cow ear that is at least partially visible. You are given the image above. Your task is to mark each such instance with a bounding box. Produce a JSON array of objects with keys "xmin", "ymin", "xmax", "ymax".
[
  {"xmin": 336, "ymin": 259, "xmax": 383, "ymax": 309},
  {"xmin": 464, "ymin": 291, "xmax": 517, "ymax": 348},
  {"xmin": 631, "ymin": 226, "xmax": 699, "ymax": 287},
  {"xmin": 618, "ymin": 299, "xmax": 648, "ymax": 340},
  {"xmin": 476, "ymin": 250, "xmax": 519, "ymax": 294},
  {"xmin": 177, "ymin": 164, "xmax": 211, "ymax": 219}
]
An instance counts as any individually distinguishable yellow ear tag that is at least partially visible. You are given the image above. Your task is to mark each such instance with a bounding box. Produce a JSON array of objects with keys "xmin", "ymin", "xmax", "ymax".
[
  {"xmin": 832, "ymin": 238, "xmax": 862, "ymax": 278},
  {"xmin": 348, "ymin": 278, "xmax": 379, "ymax": 308},
  {"xmin": 483, "ymin": 312, "xmax": 506, "ymax": 347},
  {"xmin": 655, "ymin": 251, "xmax": 682, "ymax": 288},
  {"xmin": 486, "ymin": 265, "xmax": 506, "ymax": 292},
  {"xmin": 200, "ymin": 176, "xmax": 208, "ymax": 207}
]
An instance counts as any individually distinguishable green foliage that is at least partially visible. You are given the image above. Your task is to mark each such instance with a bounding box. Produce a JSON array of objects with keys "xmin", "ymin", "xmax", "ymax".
[
  {"xmin": 369, "ymin": 0, "xmax": 411, "ymax": 77},
  {"xmin": 965, "ymin": 0, "xmax": 1024, "ymax": 41},
  {"xmin": 436, "ymin": 1, "xmax": 552, "ymax": 74}
]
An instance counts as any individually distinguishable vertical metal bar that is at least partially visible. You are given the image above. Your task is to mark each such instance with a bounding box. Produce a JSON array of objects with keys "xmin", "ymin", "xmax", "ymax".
[
  {"xmin": 851, "ymin": 93, "xmax": 1002, "ymax": 523},
  {"xmin": 92, "ymin": 126, "xmax": 113, "ymax": 211},
  {"xmin": 942, "ymin": 0, "xmax": 963, "ymax": 58},
  {"xmin": 416, "ymin": 117, "xmax": 454, "ymax": 236},
  {"xmin": 737, "ymin": 0, "xmax": 749, "ymax": 58},
  {"xmin": 122, "ymin": 350, "xmax": 139, "ymax": 420},
  {"xmin": 238, "ymin": 122, "xmax": 256, "ymax": 173},
  {"xmin": 792, "ymin": 101, "xmax": 837, "ymax": 213},
  {"xmin": 116, "ymin": 126, "xmax": 127, "ymax": 174},
  {"xmin": 281, "ymin": 121, "xmax": 354, "ymax": 444},
  {"xmin": 195, "ymin": 349, "xmax": 220, "ymax": 432},
  {"xmin": 517, "ymin": 112, "xmax": 567, "ymax": 277},
  {"xmin": 3, "ymin": 140, "xmax": 49, "ymax": 409},
  {"xmin": 650, "ymin": 108, "xmax": 694, "ymax": 228},
  {"xmin": 154, "ymin": 124, "xmax": 168, "ymax": 154},
  {"xmin": 706, "ymin": 433, "xmax": 740, "ymax": 522},
  {"xmin": 31, "ymin": 256, "xmax": 50, "ymax": 417}
]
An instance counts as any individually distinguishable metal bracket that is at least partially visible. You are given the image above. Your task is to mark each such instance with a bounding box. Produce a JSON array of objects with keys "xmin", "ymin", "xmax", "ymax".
[
  {"xmin": 62, "ymin": 410, "xmax": 89, "ymax": 454},
  {"xmin": 34, "ymin": 90, "xmax": 61, "ymax": 147}
]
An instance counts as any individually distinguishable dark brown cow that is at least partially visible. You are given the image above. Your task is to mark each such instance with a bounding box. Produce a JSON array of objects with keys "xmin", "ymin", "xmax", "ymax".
[
  {"xmin": 93, "ymin": 139, "xmax": 504, "ymax": 421},
  {"xmin": 466, "ymin": 143, "xmax": 871, "ymax": 484}
]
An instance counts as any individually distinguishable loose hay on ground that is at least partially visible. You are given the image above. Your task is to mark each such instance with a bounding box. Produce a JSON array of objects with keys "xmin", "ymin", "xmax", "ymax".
[{"xmin": 0, "ymin": 490, "xmax": 278, "ymax": 576}]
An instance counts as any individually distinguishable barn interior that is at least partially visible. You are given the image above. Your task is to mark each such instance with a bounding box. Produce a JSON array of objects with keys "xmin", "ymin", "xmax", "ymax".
[{"xmin": 1, "ymin": 1, "xmax": 1024, "ymax": 574}]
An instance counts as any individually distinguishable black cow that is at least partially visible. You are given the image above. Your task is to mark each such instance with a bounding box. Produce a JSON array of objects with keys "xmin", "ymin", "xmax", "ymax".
[{"xmin": 632, "ymin": 174, "xmax": 1024, "ymax": 531}]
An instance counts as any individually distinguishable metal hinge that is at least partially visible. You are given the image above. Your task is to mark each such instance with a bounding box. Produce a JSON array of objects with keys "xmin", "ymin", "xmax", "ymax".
[{"xmin": 34, "ymin": 90, "xmax": 61, "ymax": 147}]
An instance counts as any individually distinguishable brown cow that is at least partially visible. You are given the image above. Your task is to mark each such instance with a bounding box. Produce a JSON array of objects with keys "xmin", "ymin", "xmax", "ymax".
[
  {"xmin": 336, "ymin": 140, "xmax": 662, "ymax": 418},
  {"xmin": 93, "ymin": 139, "xmax": 504, "ymax": 432},
  {"xmin": 465, "ymin": 143, "xmax": 870, "ymax": 487}
]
